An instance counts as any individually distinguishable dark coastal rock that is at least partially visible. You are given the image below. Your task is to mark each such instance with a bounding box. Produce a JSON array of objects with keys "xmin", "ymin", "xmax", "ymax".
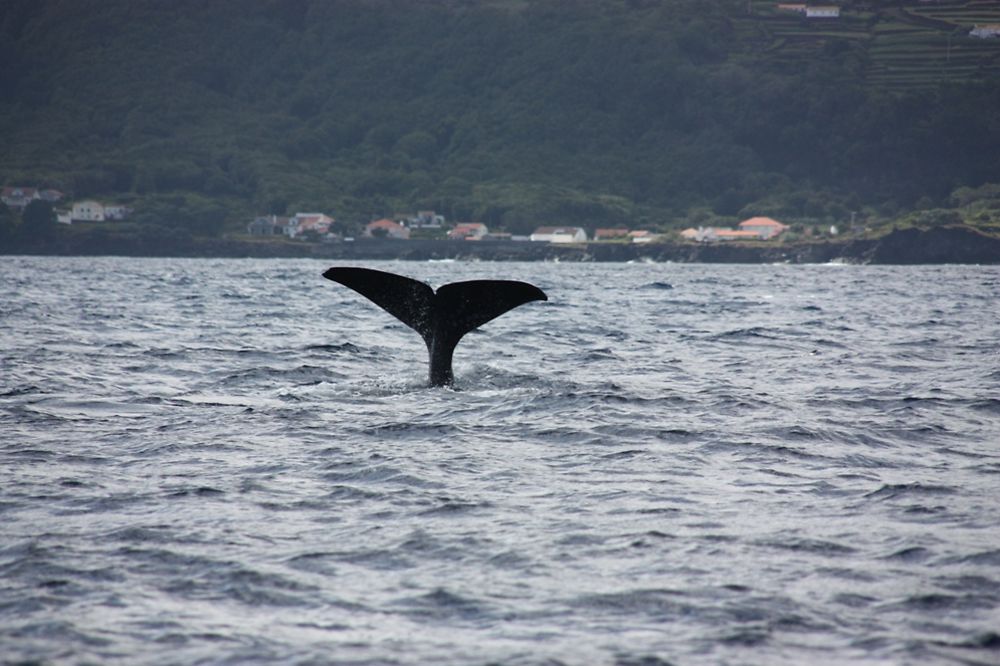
[{"xmin": 865, "ymin": 225, "xmax": 1000, "ymax": 264}]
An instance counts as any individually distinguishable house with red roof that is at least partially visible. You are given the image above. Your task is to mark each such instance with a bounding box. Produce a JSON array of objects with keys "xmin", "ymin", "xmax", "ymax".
[
  {"xmin": 738, "ymin": 217, "xmax": 788, "ymax": 239},
  {"xmin": 681, "ymin": 219, "xmax": 786, "ymax": 243},
  {"xmin": 448, "ymin": 222, "xmax": 488, "ymax": 240},
  {"xmin": 365, "ymin": 218, "xmax": 410, "ymax": 239},
  {"xmin": 2, "ymin": 187, "xmax": 40, "ymax": 210},
  {"xmin": 594, "ymin": 228, "xmax": 629, "ymax": 241},
  {"xmin": 291, "ymin": 213, "xmax": 334, "ymax": 237},
  {"xmin": 1, "ymin": 187, "xmax": 65, "ymax": 210}
]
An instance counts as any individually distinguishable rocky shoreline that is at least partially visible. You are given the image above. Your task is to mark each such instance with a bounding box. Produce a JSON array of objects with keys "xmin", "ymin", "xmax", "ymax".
[{"xmin": 5, "ymin": 225, "xmax": 999, "ymax": 264}]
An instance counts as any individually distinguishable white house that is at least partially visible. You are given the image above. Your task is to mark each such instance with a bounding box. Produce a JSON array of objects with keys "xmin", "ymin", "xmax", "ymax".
[
  {"xmin": 407, "ymin": 210, "xmax": 446, "ymax": 228},
  {"xmin": 103, "ymin": 205, "xmax": 132, "ymax": 220},
  {"xmin": 714, "ymin": 229, "xmax": 763, "ymax": 241},
  {"xmin": 248, "ymin": 215, "xmax": 279, "ymax": 236},
  {"xmin": 71, "ymin": 200, "xmax": 106, "ymax": 222},
  {"xmin": 530, "ymin": 226, "xmax": 587, "ymax": 243},
  {"xmin": 69, "ymin": 200, "xmax": 131, "ymax": 222},
  {"xmin": 629, "ymin": 230, "xmax": 658, "ymax": 244},
  {"xmin": 683, "ymin": 227, "xmax": 755, "ymax": 242},
  {"xmin": 806, "ymin": 6, "xmax": 840, "ymax": 18},
  {"xmin": 970, "ymin": 24, "xmax": 1000, "ymax": 39}
]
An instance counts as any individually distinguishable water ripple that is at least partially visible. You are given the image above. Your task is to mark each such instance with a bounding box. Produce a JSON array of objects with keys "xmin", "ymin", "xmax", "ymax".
[{"xmin": 1, "ymin": 258, "xmax": 998, "ymax": 664}]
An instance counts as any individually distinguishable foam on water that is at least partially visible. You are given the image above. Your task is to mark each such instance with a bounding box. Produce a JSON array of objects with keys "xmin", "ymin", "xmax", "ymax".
[{"xmin": 2, "ymin": 257, "xmax": 999, "ymax": 664}]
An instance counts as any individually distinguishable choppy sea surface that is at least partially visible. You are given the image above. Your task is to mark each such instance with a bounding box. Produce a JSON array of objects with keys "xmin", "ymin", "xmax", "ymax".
[{"xmin": 2, "ymin": 256, "xmax": 999, "ymax": 665}]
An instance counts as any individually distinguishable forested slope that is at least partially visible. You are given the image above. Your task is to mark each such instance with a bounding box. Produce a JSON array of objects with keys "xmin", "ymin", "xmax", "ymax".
[{"xmin": 2, "ymin": 0, "xmax": 1000, "ymax": 236}]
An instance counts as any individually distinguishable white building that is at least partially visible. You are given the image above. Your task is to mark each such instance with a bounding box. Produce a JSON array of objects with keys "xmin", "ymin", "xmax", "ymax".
[
  {"xmin": 71, "ymin": 200, "xmax": 106, "ymax": 222},
  {"xmin": 970, "ymin": 24, "xmax": 1000, "ymax": 39},
  {"xmin": 629, "ymin": 230, "xmax": 658, "ymax": 244},
  {"xmin": 530, "ymin": 226, "xmax": 587, "ymax": 243},
  {"xmin": 806, "ymin": 6, "xmax": 840, "ymax": 18},
  {"xmin": 406, "ymin": 210, "xmax": 446, "ymax": 228},
  {"xmin": 104, "ymin": 205, "xmax": 131, "ymax": 220},
  {"xmin": 69, "ymin": 201, "xmax": 131, "ymax": 222}
]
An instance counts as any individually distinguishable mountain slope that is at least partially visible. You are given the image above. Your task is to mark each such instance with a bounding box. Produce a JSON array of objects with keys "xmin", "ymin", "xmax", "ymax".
[{"xmin": 2, "ymin": 0, "xmax": 1000, "ymax": 234}]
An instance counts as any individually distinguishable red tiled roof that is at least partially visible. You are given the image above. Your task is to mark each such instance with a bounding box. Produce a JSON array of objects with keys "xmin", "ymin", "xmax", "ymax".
[
  {"xmin": 2, "ymin": 186, "xmax": 38, "ymax": 197},
  {"xmin": 454, "ymin": 222, "xmax": 485, "ymax": 230},
  {"xmin": 739, "ymin": 216, "xmax": 786, "ymax": 228},
  {"xmin": 368, "ymin": 218, "xmax": 402, "ymax": 228}
]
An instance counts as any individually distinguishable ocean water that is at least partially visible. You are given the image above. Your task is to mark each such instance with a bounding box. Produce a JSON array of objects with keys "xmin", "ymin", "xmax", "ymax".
[{"xmin": 2, "ymin": 256, "xmax": 999, "ymax": 665}]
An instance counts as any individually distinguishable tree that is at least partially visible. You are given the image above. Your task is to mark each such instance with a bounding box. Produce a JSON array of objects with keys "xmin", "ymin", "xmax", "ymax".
[
  {"xmin": 0, "ymin": 200, "xmax": 17, "ymax": 247},
  {"xmin": 19, "ymin": 199, "xmax": 57, "ymax": 243},
  {"xmin": 395, "ymin": 131, "xmax": 438, "ymax": 162}
]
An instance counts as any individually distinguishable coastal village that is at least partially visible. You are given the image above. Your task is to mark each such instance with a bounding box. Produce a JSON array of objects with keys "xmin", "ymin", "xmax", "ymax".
[
  {"xmin": 3, "ymin": 181, "xmax": 803, "ymax": 245},
  {"xmin": 3, "ymin": 183, "xmax": 796, "ymax": 245},
  {"xmin": 245, "ymin": 210, "xmax": 793, "ymax": 245},
  {"xmin": 1, "ymin": 186, "xmax": 132, "ymax": 224}
]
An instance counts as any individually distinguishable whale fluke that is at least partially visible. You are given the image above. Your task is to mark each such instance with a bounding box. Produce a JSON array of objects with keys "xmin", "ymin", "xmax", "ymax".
[{"xmin": 323, "ymin": 267, "xmax": 547, "ymax": 386}]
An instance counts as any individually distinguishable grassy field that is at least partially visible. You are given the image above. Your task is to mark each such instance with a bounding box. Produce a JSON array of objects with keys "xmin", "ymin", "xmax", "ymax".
[{"xmin": 735, "ymin": 1, "xmax": 1000, "ymax": 92}]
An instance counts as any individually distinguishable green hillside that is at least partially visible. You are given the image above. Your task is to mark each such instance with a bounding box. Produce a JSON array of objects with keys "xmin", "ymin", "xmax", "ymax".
[
  {"xmin": 1, "ymin": 0, "xmax": 1000, "ymax": 241},
  {"xmin": 736, "ymin": 1, "xmax": 1000, "ymax": 92}
]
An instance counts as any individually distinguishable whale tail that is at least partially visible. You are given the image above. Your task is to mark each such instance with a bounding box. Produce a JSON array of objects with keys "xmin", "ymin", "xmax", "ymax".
[{"xmin": 323, "ymin": 267, "xmax": 547, "ymax": 386}]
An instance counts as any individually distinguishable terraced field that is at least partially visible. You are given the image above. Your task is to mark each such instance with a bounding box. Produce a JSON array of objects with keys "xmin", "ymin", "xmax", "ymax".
[{"xmin": 734, "ymin": 1, "xmax": 1000, "ymax": 92}]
